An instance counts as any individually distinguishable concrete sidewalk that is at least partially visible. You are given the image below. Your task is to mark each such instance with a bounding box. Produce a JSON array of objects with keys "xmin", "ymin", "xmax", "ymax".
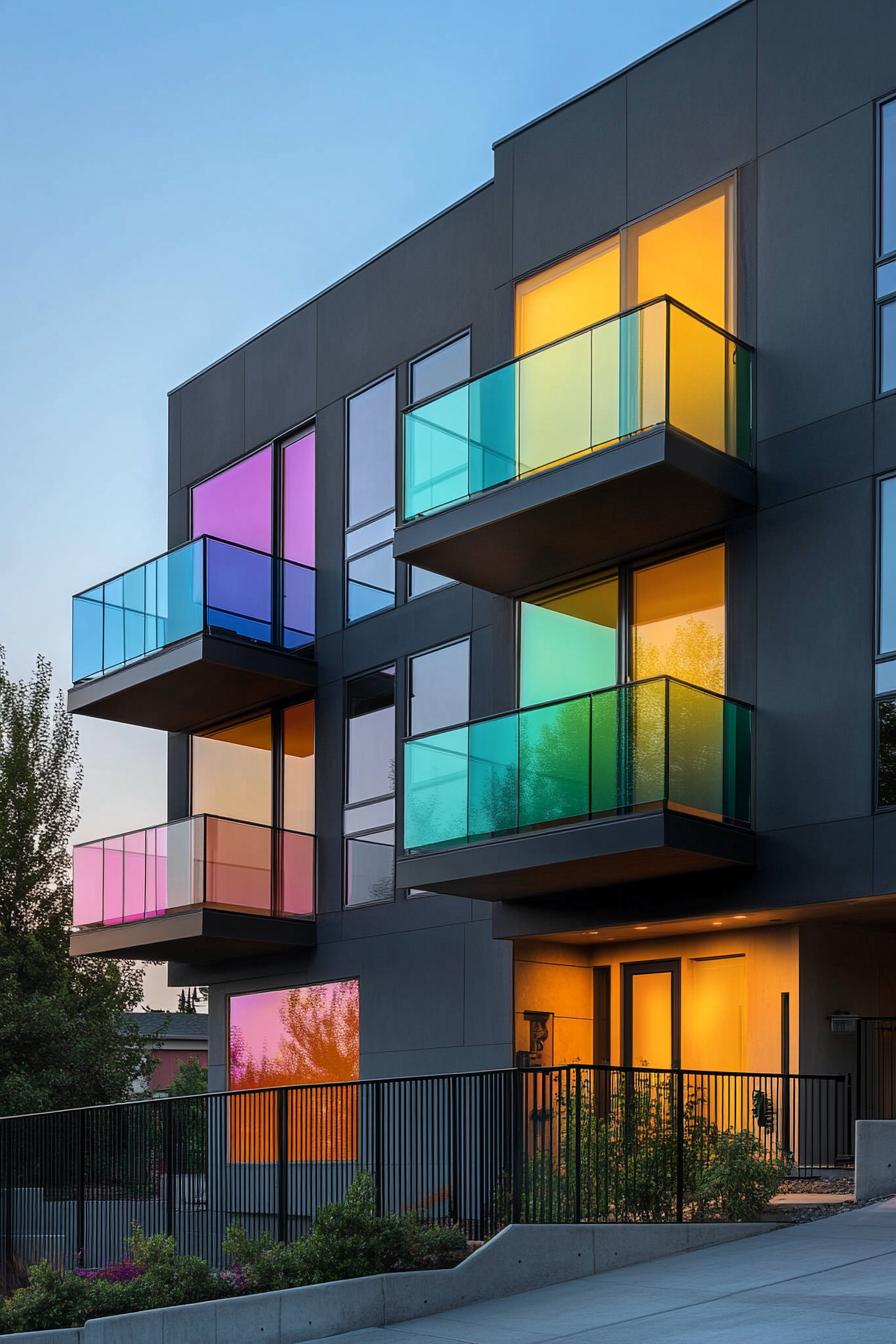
[{"xmin": 320, "ymin": 1198, "xmax": 896, "ymax": 1343}]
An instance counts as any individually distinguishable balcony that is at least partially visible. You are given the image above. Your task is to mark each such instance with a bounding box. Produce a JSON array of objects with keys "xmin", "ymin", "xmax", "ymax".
[
  {"xmin": 69, "ymin": 815, "xmax": 315, "ymax": 962},
  {"xmin": 395, "ymin": 298, "xmax": 755, "ymax": 596},
  {"xmin": 68, "ymin": 536, "xmax": 316, "ymax": 731},
  {"xmin": 396, "ymin": 677, "xmax": 753, "ymax": 900}
]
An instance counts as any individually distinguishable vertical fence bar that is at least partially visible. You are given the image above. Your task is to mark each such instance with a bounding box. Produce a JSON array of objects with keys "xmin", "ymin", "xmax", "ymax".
[
  {"xmin": 675, "ymin": 1069, "xmax": 684, "ymax": 1223},
  {"xmin": 164, "ymin": 1102, "xmax": 175, "ymax": 1239},
  {"xmin": 277, "ymin": 1088, "xmax": 289, "ymax": 1244},
  {"xmin": 76, "ymin": 1109, "xmax": 86, "ymax": 1267}
]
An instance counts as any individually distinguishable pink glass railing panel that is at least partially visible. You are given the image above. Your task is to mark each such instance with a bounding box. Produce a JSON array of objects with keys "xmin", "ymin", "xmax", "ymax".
[
  {"xmin": 123, "ymin": 831, "xmax": 147, "ymax": 922},
  {"xmin": 204, "ymin": 817, "xmax": 272, "ymax": 913},
  {"xmin": 280, "ymin": 830, "xmax": 315, "ymax": 916},
  {"xmin": 72, "ymin": 842, "xmax": 104, "ymax": 927},
  {"xmin": 102, "ymin": 839, "xmax": 125, "ymax": 925}
]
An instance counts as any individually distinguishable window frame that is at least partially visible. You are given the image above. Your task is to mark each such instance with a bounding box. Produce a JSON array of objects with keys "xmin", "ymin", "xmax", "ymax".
[
  {"xmin": 406, "ymin": 636, "xmax": 472, "ymax": 738},
  {"xmin": 343, "ymin": 663, "xmax": 397, "ymax": 908},
  {"xmin": 344, "ymin": 371, "xmax": 399, "ymax": 625},
  {"xmin": 876, "ymin": 95, "xmax": 896, "ymax": 398}
]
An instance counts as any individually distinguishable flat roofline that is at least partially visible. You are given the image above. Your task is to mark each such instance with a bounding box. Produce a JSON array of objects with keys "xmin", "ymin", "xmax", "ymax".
[
  {"xmin": 167, "ymin": 178, "xmax": 494, "ymax": 397},
  {"xmin": 492, "ymin": 0, "xmax": 749, "ymax": 148}
]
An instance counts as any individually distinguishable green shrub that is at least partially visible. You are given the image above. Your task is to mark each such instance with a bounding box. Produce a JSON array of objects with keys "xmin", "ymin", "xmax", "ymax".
[
  {"xmin": 691, "ymin": 1129, "xmax": 788, "ymax": 1221},
  {"xmin": 223, "ymin": 1171, "xmax": 467, "ymax": 1292}
]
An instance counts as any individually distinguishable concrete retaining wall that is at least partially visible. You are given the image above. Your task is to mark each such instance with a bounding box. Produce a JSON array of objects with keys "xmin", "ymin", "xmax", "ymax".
[
  {"xmin": 855, "ymin": 1120, "xmax": 896, "ymax": 1200},
  {"xmin": 1, "ymin": 1220, "xmax": 776, "ymax": 1344}
]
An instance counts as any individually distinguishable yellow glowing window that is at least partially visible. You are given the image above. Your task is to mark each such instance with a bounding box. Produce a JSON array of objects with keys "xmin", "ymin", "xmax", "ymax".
[
  {"xmin": 632, "ymin": 546, "xmax": 725, "ymax": 694},
  {"xmin": 629, "ymin": 970, "xmax": 674, "ymax": 1070},
  {"xmin": 520, "ymin": 575, "xmax": 618, "ymax": 706},
  {"xmin": 515, "ymin": 236, "xmax": 620, "ymax": 356},
  {"xmin": 283, "ymin": 701, "xmax": 315, "ymax": 833},
  {"xmin": 687, "ymin": 956, "xmax": 745, "ymax": 1072},
  {"xmin": 626, "ymin": 181, "xmax": 733, "ymax": 329},
  {"xmin": 192, "ymin": 714, "xmax": 273, "ymax": 826}
]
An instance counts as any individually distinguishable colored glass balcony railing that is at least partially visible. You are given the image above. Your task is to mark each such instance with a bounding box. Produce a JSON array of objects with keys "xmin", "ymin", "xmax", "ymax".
[
  {"xmin": 402, "ymin": 297, "xmax": 753, "ymax": 521},
  {"xmin": 403, "ymin": 677, "xmax": 752, "ymax": 853},
  {"xmin": 71, "ymin": 536, "xmax": 315, "ymax": 684},
  {"xmin": 72, "ymin": 815, "xmax": 315, "ymax": 928}
]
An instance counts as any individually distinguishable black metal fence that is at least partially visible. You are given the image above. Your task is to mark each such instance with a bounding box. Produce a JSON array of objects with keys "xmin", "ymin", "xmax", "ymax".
[
  {"xmin": 0, "ymin": 1064, "xmax": 849, "ymax": 1289},
  {"xmin": 856, "ymin": 1018, "xmax": 896, "ymax": 1120}
]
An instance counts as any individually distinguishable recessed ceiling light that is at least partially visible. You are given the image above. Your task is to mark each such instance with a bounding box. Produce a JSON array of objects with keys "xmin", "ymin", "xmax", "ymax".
[
  {"xmin": 588, "ymin": 930, "xmax": 601, "ymax": 935},
  {"xmin": 635, "ymin": 924, "xmax": 648, "ymax": 931},
  {"xmin": 712, "ymin": 920, "xmax": 723, "ymax": 926},
  {"xmin": 733, "ymin": 915, "xmax": 747, "ymax": 920}
]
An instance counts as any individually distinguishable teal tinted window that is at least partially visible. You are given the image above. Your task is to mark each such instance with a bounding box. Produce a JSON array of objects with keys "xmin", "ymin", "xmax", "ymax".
[{"xmin": 520, "ymin": 576, "xmax": 618, "ymax": 706}]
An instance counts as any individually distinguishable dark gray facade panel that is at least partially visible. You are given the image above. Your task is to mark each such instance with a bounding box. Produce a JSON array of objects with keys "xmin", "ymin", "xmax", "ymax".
[
  {"xmin": 625, "ymin": 1, "xmax": 756, "ymax": 221},
  {"xmin": 873, "ymin": 811, "xmax": 896, "ymax": 894},
  {"xmin": 756, "ymin": 481, "xmax": 873, "ymax": 831},
  {"xmin": 757, "ymin": 0, "xmax": 896, "ymax": 154},
  {"xmin": 177, "ymin": 348, "xmax": 245, "ymax": 489},
  {"xmin": 167, "ymin": 392, "xmax": 181, "ymax": 496},
  {"xmin": 315, "ymin": 187, "xmax": 501, "ymax": 408},
  {"xmin": 757, "ymin": 105, "xmax": 874, "ymax": 440},
  {"xmin": 757, "ymin": 404, "xmax": 875, "ymax": 510},
  {"xmin": 874, "ymin": 395, "xmax": 896, "ymax": 475},
  {"xmin": 243, "ymin": 305, "xmax": 317, "ymax": 450},
  {"xmin": 312, "ymin": 399, "xmax": 346, "ymax": 642},
  {"xmin": 167, "ymin": 487, "xmax": 190, "ymax": 550},
  {"xmin": 463, "ymin": 923, "xmax": 512, "ymax": 1049},
  {"xmin": 725, "ymin": 516, "xmax": 757, "ymax": 709},
  {"xmin": 754, "ymin": 819, "xmax": 874, "ymax": 908},
  {"xmin": 509, "ymin": 76, "xmax": 627, "ymax": 278}
]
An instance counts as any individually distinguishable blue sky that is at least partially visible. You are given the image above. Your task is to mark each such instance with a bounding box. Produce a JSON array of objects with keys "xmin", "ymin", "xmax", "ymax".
[{"xmin": 0, "ymin": 0, "xmax": 727, "ymax": 862}]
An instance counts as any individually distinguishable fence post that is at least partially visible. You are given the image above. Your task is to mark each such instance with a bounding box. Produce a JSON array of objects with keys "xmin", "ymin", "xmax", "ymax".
[
  {"xmin": 374, "ymin": 1082, "xmax": 385, "ymax": 1218},
  {"xmin": 164, "ymin": 1103, "xmax": 175, "ymax": 1239},
  {"xmin": 574, "ymin": 1066, "xmax": 582, "ymax": 1225},
  {"xmin": 511, "ymin": 1070, "xmax": 523, "ymax": 1224},
  {"xmin": 675, "ymin": 1069, "xmax": 684, "ymax": 1224},
  {"xmin": 2, "ymin": 1124, "xmax": 13, "ymax": 1291},
  {"xmin": 277, "ymin": 1089, "xmax": 289, "ymax": 1243},
  {"xmin": 76, "ymin": 1111, "xmax": 86, "ymax": 1266}
]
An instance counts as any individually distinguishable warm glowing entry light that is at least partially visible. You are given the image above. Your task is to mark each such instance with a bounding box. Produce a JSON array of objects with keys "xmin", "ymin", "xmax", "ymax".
[{"xmin": 634, "ymin": 924, "xmax": 648, "ymax": 930}]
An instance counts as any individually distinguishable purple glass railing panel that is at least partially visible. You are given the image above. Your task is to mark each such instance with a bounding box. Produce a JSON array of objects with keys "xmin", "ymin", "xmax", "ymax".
[
  {"xmin": 72, "ymin": 842, "xmax": 104, "ymax": 927},
  {"xmin": 102, "ymin": 839, "xmax": 124, "ymax": 925},
  {"xmin": 205, "ymin": 538, "xmax": 273, "ymax": 641},
  {"xmin": 283, "ymin": 431, "xmax": 315, "ymax": 568},
  {"xmin": 192, "ymin": 445, "xmax": 273, "ymax": 553},
  {"xmin": 282, "ymin": 560, "xmax": 315, "ymax": 648},
  {"xmin": 123, "ymin": 831, "xmax": 147, "ymax": 922}
]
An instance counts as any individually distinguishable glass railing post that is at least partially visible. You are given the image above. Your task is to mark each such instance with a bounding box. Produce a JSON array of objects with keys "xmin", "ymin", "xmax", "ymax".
[{"xmin": 663, "ymin": 677, "xmax": 671, "ymax": 806}]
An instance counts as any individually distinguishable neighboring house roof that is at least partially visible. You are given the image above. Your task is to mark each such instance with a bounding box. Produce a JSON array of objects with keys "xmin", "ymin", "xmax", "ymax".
[{"xmin": 122, "ymin": 1012, "xmax": 209, "ymax": 1049}]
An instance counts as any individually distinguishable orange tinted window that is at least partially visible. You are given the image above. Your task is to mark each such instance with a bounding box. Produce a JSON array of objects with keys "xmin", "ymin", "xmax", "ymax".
[
  {"xmin": 515, "ymin": 237, "xmax": 620, "ymax": 356},
  {"xmin": 192, "ymin": 714, "xmax": 272, "ymax": 826},
  {"xmin": 632, "ymin": 546, "xmax": 725, "ymax": 693}
]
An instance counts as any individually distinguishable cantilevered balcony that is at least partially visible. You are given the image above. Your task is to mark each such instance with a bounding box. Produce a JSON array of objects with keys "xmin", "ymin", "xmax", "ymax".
[
  {"xmin": 395, "ymin": 298, "xmax": 755, "ymax": 596},
  {"xmin": 69, "ymin": 815, "xmax": 315, "ymax": 962},
  {"xmin": 396, "ymin": 676, "xmax": 753, "ymax": 899},
  {"xmin": 68, "ymin": 536, "xmax": 315, "ymax": 731}
]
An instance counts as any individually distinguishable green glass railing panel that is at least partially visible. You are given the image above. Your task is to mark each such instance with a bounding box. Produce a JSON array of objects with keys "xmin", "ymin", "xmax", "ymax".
[
  {"xmin": 403, "ymin": 727, "xmax": 469, "ymax": 850},
  {"xmin": 518, "ymin": 329, "xmax": 591, "ymax": 474},
  {"xmin": 724, "ymin": 698, "xmax": 753, "ymax": 824},
  {"xmin": 590, "ymin": 687, "xmax": 621, "ymax": 815},
  {"xmin": 404, "ymin": 384, "xmax": 470, "ymax": 519},
  {"xmin": 469, "ymin": 361, "xmax": 518, "ymax": 495},
  {"xmin": 666, "ymin": 681, "xmax": 752, "ymax": 823},
  {"xmin": 469, "ymin": 714, "xmax": 519, "ymax": 839},
  {"xmin": 400, "ymin": 299, "xmax": 753, "ymax": 522},
  {"xmin": 519, "ymin": 695, "xmax": 590, "ymax": 829},
  {"xmin": 630, "ymin": 678, "xmax": 668, "ymax": 806}
]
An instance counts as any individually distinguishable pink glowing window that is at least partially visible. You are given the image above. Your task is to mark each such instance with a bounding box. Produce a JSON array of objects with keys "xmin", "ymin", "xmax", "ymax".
[
  {"xmin": 228, "ymin": 980, "xmax": 359, "ymax": 1161},
  {"xmin": 191, "ymin": 445, "xmax": 273, "ymax": 552},
  {"xmin": 282, "ymin": 430, "xmax": 315, "ymax": 568}
]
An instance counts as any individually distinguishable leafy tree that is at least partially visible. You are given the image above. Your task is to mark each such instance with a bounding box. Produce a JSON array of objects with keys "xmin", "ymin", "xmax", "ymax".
[
  {"xmin": 165, "ymin": 1057, "xmax": 208, "ymax": 1097},
  {"xmin": 0, "ymin": 649, "xmax": 156, "ymax": 1115}
]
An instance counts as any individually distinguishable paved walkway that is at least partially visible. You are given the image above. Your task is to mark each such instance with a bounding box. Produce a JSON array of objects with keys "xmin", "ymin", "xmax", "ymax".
[{"xmin": 324, "ymin": 1198, "xmax": 896, "ymax": 1343}]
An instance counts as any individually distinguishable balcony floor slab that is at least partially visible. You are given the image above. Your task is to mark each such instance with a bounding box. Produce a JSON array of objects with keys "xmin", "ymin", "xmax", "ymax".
[{"xmin": 68, "ymin": 905, "xmax": 316, "ymax": 961}]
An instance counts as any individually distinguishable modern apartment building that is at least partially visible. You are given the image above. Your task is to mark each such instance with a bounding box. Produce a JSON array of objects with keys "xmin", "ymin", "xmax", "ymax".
[{"xmin": 66, "ymin": 0, "xmax": 896, "ymax": 1105}]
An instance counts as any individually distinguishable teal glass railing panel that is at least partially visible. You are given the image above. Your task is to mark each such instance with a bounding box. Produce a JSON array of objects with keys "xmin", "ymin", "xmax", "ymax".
[
  {"xmin": 402, "ymin": 677, "xmax": 752, "ymax": 853},
  {"xmin": 400, "ymin": 298, "xmax": 754, "ymax": 522},
  {"xmin": 72, "ymin": 537, "xmax": 315, "ymax": 683}
]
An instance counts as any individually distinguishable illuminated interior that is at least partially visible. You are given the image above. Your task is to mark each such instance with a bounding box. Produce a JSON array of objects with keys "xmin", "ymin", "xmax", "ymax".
[
  {"xmin": 228, "ymin": 981, "xmax": 360, "ymax": 1160},
  {"xmin": 283, "ymin": 701, "xmax": 315, "ymax": 833},
  {"xmin": 628, "ymin": 969, "xmax": 674, "ymax": 1069},
  {"xmin": 520, "ymin": 575, "xmax": 618, "ymax": 706},
  {"xmin": 631, "ymin": 545, "xmax": 725, "ymax": 693},
  {"xmin": 191, "ymin": 714, "xmax": 273, "ymax": 826},
  {"xmin": 515, "ymin": 237, "xmax": 620, "ymax": 357},
  {"xmin": 687, "ymin": 955, "xmax": 745, "ymax": 1071}
]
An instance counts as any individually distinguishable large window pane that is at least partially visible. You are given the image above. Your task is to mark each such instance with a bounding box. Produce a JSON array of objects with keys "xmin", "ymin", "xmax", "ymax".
[
  {"xmin": 192, "ymin": 445, "xmax": 273, "ymax": 552},
  {"xmin": 347, "ymin": 540, "xmax": 395, "ymax": 623},
  {"xmin": 283, "ymin": 701, "xmax": 315, "ymax": 833},
  {"xmin": 881, "ymin": 299, "xmax": 896, "ymax": 396},
  {"xmin": 632, "ymin": 546, "xmax": 726, "ymax": 694},
  {"xmin": 345, "ymin": 831, "xmax": 394, "ymax": 906},
  {"xmin": 282, "ymin": 430, "xmax": 315, "ymax": 567},
  {"xmin": 520, "ymin": 576, "xmax": 618, "ymax": 706},
  {"xmin": 192, "ymin": 714, "xmax": 272, "ymax": 825},
  {"xmin": 883, "ymin": 99, "xmax": 896, "ymax": 259},
  {"xmin": 229, "ymin": 981, "xmax": 359, "ymax": 1088},
  {"xmin": 879, "ymin": 699, "xmax": 896, "ymax": 808},
  {"xmin": 515, "ymin": 237, "xmax": 620, "ymax": 357},
  {"xmin": 411, "ymin": 333, "xmax": 471, "ymax": 404},
  {"xmin": 626, "ymin": 181, "xmax": 732, "ymax": 330},
  {"xmin": 347, "ymin": 375, "xmax": 396, "ymax": 527},
  {"xmin": 347, "ymin": 668, "xmax": 395, "ymax": 804},
  {"xmin": 881, "ymin": 479, "xmax": 896, "ymax": 655},
  {"xmin": 409, "ymin": 639, "xmax": 470, "ymax": 736}
]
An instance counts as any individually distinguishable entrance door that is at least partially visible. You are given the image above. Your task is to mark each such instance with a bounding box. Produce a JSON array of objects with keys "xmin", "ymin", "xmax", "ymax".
[{"xmin": 623, "ymin": 960, "xmax": 681, "ymax": 1070}]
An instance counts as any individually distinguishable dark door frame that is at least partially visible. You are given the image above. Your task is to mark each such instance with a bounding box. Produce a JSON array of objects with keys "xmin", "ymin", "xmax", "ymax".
[{"xmin": 622, "ymin": 958, "xmax": 682, "ymax": 1070}]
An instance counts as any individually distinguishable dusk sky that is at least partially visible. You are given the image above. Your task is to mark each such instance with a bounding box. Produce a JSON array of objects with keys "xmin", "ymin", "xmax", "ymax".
[{"xmin": 0, "ymin": 0, "xmax": 726, "ymax": 1004}]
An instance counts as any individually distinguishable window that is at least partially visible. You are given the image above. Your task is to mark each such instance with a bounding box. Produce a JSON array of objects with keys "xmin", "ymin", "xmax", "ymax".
[
  {"xmin": 192, "ymin": 445, "xmax": 273, "ymax": 552},
  {"xmin": 282, "ymin": 430, "xmax": 315, "ymax": 568},
  {"xmin": 283, "ymin": 701, "xmax": 315, "ymax": 833},
  {"xmin": 518, "ymin": 545, "xmax": 726, "ymax": 705},
  {"xmin": 879, "ymin": 99, "xmax": 896, "ymax": 395},
  {"xmin": 877, "ymin": 477, "xmax": 896, "ymax": 805},
  {"xmin": 192, "ymin": 714, "xmax": 273, "ymax": 826},
  {"xmin": 408, "ymin": 336, "xmax": 470, "ymax": 598},
  {"xmin": 520, "ymin": 576, "xmax": 618, "ymax": 707},
  {"xmin": 514, "ymin": 179, "xmax": 734, "ymax": 360},
  {"xmin": 228, "ymin": 981, "xmax": 359, "ymax": 1161},
  {"xmin": 879, "ymin": 700, "xmax": 896, "ymax": 807},
  {"xmin": 345, "ymin": 667, "xmax": 395, "ymax": 905},
  {"xmin": 408, "ymin": 639, "xmax": 470, "ymax": 736},
  {"xmin": 632, "ymin": 545, "xmax": 726, "ymax": 695},
  {"xmin": 345, "ymin": 375, "xmax": 396, "ymax": 620}
]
